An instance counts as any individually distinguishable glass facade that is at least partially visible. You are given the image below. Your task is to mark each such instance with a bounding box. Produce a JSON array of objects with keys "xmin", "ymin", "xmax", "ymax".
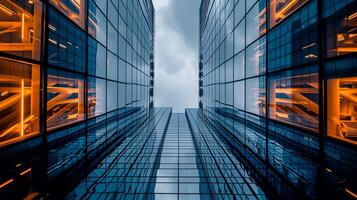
[
  {"xmin": 0, "ymin": 0, "xmax": 154, "ymax": 147},
  {"xmin": 199, "ymin": 0, "xmax": 357, "ymax": 199},
  {"xmin": 0, "ymin": 0, "xmax": 357, "ymax": 199}
]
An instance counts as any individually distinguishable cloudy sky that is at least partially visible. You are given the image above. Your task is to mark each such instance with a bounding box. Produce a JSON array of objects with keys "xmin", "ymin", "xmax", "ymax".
[{"xmin": 153, "ymin": 0, "xmax": 201, "ymax": 113}]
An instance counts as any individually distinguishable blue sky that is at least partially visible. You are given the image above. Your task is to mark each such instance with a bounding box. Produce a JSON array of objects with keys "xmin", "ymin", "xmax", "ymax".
[{"xmin": 153, "ymin": 0, "xmax": 201, "ymax": 112}]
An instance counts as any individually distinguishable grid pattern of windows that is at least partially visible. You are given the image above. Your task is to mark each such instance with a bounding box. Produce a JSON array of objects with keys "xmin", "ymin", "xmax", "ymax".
[
  {"xmin": 0, "ymin": 0, "xmax": 155, "ymax": 146},
  {"xmin": 0, "ymin": 2, "xmax": 155, "ymax": 197},
  {"xmin": 199, "ymin": 0, "xmax": 357, "ymax": 199}
]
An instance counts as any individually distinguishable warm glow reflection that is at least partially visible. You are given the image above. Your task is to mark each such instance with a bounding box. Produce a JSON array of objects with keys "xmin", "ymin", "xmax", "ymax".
[
  {"xmin": 0, "ymin": 0, "xmax": 42, "ymax": 60},
  {"xmin": 50, "ymin": 0, "xmax": 85, "ymax": 28},
  {"xmin": 269, "ymin": 0, "xmax": 309, "ymax": 27},
  {"xmin": 327, "ymin": 77, "xmax": 357, "ymax": 144},
  {"xmin": 269, "ymin": 73, "xmax": 319, "ymax": 131},
  {"xmin": 326, "ymin": 7, "xmax": 357, "ymax": 57},
  {"xmin": 47, "ymin": 74, "xmax": 85, "ymax": 130},
  {"xmin": 0, "ymin": 59, "xmax": 40, "ymax": 147}
]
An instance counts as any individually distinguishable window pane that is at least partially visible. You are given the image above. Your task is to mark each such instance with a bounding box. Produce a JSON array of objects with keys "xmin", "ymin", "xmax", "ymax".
[
  {"xmin": 246, "ymin": 76, "xmax": 266, "ymax": 116},
  {"xmin": 234, "ymin": 80, "xmax": 245, "ymax": 111},
  {"xmin": 234, "ymin": 0, "xmax": 245, "ymax": 27},
  {"xmin": 107, "ymin": 51, "xmax": 118, "ymax": 81},
  {"xmin": 267, "ymin": 1, "xmax": 318, "ymax": 72},
  {"xmin": 47, "ymin": 69, "xmax": 85, "ymax": 130},
  {"xmin": 88, "ymin": 0, "xmax": 107, "ymax": 46},
  {"xmin": 268, "ymin": 66, "xmax": 319, "ymax": 131},
  {"xmin": 269, "ymin": 0, "xmax": 309, "ymax": 28},
  {"xmin": 234, "ymin": 20, "xmax": 245, "ymax": 54},
  {"xmin": 234, "ymin": 51, "xmax": 245, "ymax": 81},
  {"xmin": 246, "ymin": 36, "xmax": 266, "ymax": 78},
  {"xmin": 50, "ymin": 0, "xmax": 86, "ymax": 29},
  {"xmin": 107, "ymin": 23, "xmax": 118, "ymax": 54},
  {"xmin": 246, "ymin": 1, "xmax": 266, "ymax": 46},
  {"xmin": 323, "ymin": 1, "xmax": 357, "ymax": 57},
  {"xmin": 88, "ymin": 37, "xmax": 106, "ymax": 78},
  {"xmin": 88, "ymin": 77, "xmax": 106, "ymax": 118},
  {"xmin": 0, "ymin": 58, "xmax": 40, "ymax": 146},
  {"xmin": 107, "ymin": 81, "xmax": 118, "ymax": 112},
  {"xmin": 327, "ymin": 77, "xmax": 357, "ymax": 144},
  {"xmin": 0, "ymin": 0, "xmax": 42, "ymax": 60},
  {"xmin": 48, "ymin": 7, "xmax": 86, "ymax": 72},
  {"xmin": 118, "ymin": 83, "xmax": 126, "ymax": 108}
]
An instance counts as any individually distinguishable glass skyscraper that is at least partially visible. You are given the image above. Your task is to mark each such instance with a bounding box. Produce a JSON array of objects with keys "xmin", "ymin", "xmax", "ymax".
[
  {"xmin": 199, "ymin": 0, "xmax": 357, "ymax": 199},
  {"xmin": 0, "ymin": 0, "xmax": 356, "ymax": 199}
]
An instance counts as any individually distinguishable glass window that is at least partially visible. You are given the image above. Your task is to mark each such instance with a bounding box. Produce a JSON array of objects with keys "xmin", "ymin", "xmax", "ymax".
[
  {"xmin": 246, "ymin": 1, "xmax": 266, "ymax": 46},
  {"xmin": 107, "ymin": 51, "xmax": 118, "ymax": 81},
  {"xmin": 108, "ymin": 1, "xmax": 119, "ymax": 29},
  {"xmin": 88, "ymin": 0, "xmax": 107, "ymax": 46},
  {"xmin": 50, "ymin": 0, "xmax": 86, "ymax": 29},
  {"xmin": 226, "ymin": 58, "xmax": 234, "ymax": 82},
  {"xmin": 118, "ymin": 58, "xmax": 126, "ymax": 83},
  {"xmin": 234, "ymin": 80, "xmax": 245, "ymax": 111},
  {"xmin": 88, "ymin": 77, "xmax": 106, "ymax": 118},
  {"xmin": 119, "ymin": 34, "xmax": 127, "ymax": 60},
  {"xmin": 118, "ymin": 83, "xmax": 126, "ymax": 108},
  {"xmin": 107, "ymin": 81, "xmax": 118, "ymax": 112},
  {"xmin": 0, "ymin": 58, "xmax": 40, "ymax": 146},
  {"xmin": 0, "ymin": 0, "xmax": 42, "ymax": 60},
  {"xmin": 226, "ymin": 34, "xmax": 234, "ymax": 60},
  {"xmin": 269, "ymin": 0, "xmax": 309, "ymax": 28},
  {"xmin": 234, "ymin": 0, "xmax": 246, "ymax": 27},
  {"xmin": 327, "ymin": 77, "xmax": 357, "ymax": 144},
  {"xmin": 268, "ymin": 66, "xmax": 319, "ymax": 131},
  {"xmin": 108, "ymin": 23, "xmax": 118, "ymax": 54},
  {"xmin": 226, "ymin": 82, "xmax": 234, "ymax": 106},
  {"xmin": 88, "ymin": 37, "xmax": 106, "ymax": 78},
  {"xmin": 267, "ymin": 1, "xmax": 318, "ymax": 72},
  {"xmin": 234, "ymin": 50, "xmax": 245, "ymax": 81},
  {"xmin": 48, "ymin": 7, "xmax": 86, "ymax": 72},
  {"xmin": 94, "ymin": 0, "xmax": 107, "ymax": 15},
  {"xmin": 234, "ymin": 20, "xmax": 245, "ymax": 54},
  {"xmin": 246, "ymin": 0, "xmax": 257, "ymax": 12},
  {"xmin": 246, "ymin": 76, "xmax": 266, "ymax": 116},
  {"xmin": 47, "ymin": 68, "xmax": 85, "ymax": 130},
  {"xmin": 246, "ymin": 37, "xmax": 266, "ymax": 78},
  {"xmin": 323, "ymin": 2, "xmax": 357, "ymax": 57}
]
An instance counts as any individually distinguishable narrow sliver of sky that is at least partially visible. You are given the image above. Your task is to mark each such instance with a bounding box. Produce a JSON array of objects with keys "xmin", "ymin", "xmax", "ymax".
[{"xmin": 153, "ymin": 0, "xmax": 201, "ymax": 113}]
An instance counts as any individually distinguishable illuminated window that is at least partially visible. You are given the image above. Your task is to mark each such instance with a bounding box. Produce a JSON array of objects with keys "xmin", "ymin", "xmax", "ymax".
[
  {"xmin": 47, "ymin": 69, "xmax": 85, "ymax": 130},
  {"xmin": 48, "ymin": 7, "xmax": 86, "ymax": 72},
  {"xmin": 267, "ymin": 0, "xmax": 318, "ymax": 72},
  {"xmin": 269, "ymin": 0, "xmax": 309, "ymax": 28},
  {"xmin": 88, "ymin": 77, "xmax": 106, "ymax": 118},
  {"xmin": 268, "ymin": 67, "xmax": 319, "ymax": 131},
  {"xmin": 0, "ymin": 58, "xmax": 40, "ymax": 146},
  {"xmin": 0, "ymin": 0, "xmax": 42, "ymax": 60},
  {"xmin": 324, "ymin": 3, "xmax": 357, "ymax": 57},
  {"xmin": 327, "ymin": 77, "xmax": 357, "ymax": 144},
  {"xmin": 50, "ymin": 0, "xmax": 86, "ymax": 29}
]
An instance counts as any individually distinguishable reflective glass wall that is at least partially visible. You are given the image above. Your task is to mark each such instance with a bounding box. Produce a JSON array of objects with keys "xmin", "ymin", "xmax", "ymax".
[
  {"xmin": 199, "ymin": 0, "xmax": 357, "ymax": 198},
  {"xmin": 0, "ymin": 0, "xmax": 155, "ymax": 148},
  {"xmin": 0, "ymin": 0, "xmax": 155, "ymax": 198}
]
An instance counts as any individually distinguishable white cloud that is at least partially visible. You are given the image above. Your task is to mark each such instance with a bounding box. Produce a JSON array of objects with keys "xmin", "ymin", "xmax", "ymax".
[{"xmin": 153, "ymin": 0, "xmax": 199, "ymax": 112}]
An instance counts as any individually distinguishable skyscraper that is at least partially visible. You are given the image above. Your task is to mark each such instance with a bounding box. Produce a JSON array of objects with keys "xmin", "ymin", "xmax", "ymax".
[
  {"xmin": 0, "ymin": 0, "xmax": 356, "ymax": 199},
  {"xmin": 199, "ymin": 0, "xmax": 357, "ymax": 199},
  {"xmin": 0, "ymin": 0, "xmax": 155, "ymax": 198}
]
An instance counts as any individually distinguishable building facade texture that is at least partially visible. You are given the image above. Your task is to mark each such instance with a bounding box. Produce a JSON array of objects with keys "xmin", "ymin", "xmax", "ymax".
[
  {"xmin": 0, "ymin": 0, "xmax": 154, "ymax": 198},
  {"xmin": 199, "ymin": 0, "xmax": 357, "ymax": 199}
]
